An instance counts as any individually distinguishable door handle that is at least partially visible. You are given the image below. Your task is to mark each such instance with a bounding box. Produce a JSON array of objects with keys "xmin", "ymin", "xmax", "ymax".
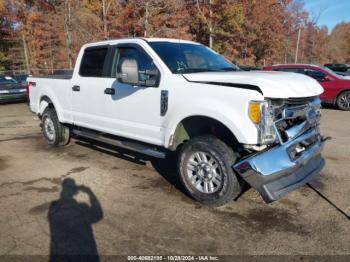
[
  {"xmin": 104, "ymin": 88, "xmax": 115, "ymax": 95},
  {"xmin": 72, "ymin": 85, "xmax": 80, "ymax": 92}
]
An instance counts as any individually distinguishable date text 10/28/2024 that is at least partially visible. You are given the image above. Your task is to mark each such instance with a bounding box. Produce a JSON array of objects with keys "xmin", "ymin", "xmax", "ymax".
[{"xmin": 127, "ymin": 256, "xmax": 219, "ymax": 261}]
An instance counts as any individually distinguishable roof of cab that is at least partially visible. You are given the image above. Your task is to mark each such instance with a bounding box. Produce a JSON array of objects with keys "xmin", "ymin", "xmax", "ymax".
[{"xmin": 82, "ymin": 37, "xmax": 199, "ymax": 49}]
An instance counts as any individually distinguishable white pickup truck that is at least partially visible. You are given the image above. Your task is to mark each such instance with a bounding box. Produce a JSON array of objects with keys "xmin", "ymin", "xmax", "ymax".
[{"xmin": 27, "ymin": 38, "xmax": 326, "ymax": 206}]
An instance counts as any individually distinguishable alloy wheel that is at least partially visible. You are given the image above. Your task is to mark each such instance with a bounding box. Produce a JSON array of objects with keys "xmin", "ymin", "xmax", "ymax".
[{"xmin": 186, "ymin": 151, "xmax": 223, "ymax": 194}]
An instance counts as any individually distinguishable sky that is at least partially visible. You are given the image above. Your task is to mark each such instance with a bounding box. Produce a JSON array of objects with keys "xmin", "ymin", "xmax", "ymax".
[{"xmin": 303, "ymin": 0, "xmax": 350, "ymax": 32}]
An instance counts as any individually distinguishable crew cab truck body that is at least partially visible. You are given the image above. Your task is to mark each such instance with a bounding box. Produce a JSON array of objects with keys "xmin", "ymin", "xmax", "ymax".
[{"xmin": 27, "ymin": 38, "xmax": 326, "ymax": 206}]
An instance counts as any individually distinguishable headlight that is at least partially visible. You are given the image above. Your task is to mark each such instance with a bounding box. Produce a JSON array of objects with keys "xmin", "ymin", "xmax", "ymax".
[{"xmin": 249, "ymin": 100, "xmax": 278, "ymax": 145}]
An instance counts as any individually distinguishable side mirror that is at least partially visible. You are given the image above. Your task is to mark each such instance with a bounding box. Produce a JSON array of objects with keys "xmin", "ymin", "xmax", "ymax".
[
  {"xmin": 323, "ymin": 75, "xmax": 334, "ymax": 82},
  {"xmin": 139, "ymin": 69, "xmax": 160, "ymax": 87},
  {"xmin": 117, "ymin": 58, "xmax": 139, "ymax": 85}
]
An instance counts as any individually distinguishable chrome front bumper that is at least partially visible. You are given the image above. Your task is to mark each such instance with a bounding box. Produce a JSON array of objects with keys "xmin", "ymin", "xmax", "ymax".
[{"xmin": 234, "ymin": 128, "xmax": 325, "ymax": 203}]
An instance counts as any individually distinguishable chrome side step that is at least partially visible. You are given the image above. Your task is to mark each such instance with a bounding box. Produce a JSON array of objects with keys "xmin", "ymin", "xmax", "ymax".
[{"xmin": 72, "ymin": 129, "xmax": 166, "ymax": 159}]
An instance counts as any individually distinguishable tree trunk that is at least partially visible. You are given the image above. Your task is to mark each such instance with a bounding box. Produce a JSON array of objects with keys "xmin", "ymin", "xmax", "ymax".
[
  {"xmin": 64, "ymin": 0, "xmax": 73, "ymax": 69},
  {"xmin": 21, "ymin": 34, "xmax": 30, "ymax": 74},
  {"xmin": 294, "ymin": 27, "xmax": 301, "ymax": 64},
  {"xmin": 144, "ymin": 2, "xmax": 149, "ymax": 37},
  {"xmin": 102, "ymin": 0, "xmax": 108, "ymax": 39},
  {"xmin": 209, "ymin": 0, "xmax": 213, "ymax": 48}
]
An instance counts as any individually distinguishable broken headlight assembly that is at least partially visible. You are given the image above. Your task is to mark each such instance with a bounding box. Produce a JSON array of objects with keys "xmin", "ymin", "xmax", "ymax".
[{"xmin": 249, "ymin": 99, "xmax": 280, "ymax": 145}]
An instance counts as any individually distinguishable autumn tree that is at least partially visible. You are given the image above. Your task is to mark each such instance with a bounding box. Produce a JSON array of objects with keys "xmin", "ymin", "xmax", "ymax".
[
  {"xmin": 108, "ymin": 0, "xmax": 190, "ymax": 39},
  {"xmin": 1, "ymin": 0, "xmax": 349, "ymax": 73},
  {"xmin": 186, "ymin": 0, "xmax": 244, "ymax": 59},
  {"xmin": 328, "ymin": 22, "xmax": 350, "ymax": 63},
  {"xmin": 0, "ymin": 0, "xmax": 16, "ymax": 72}
]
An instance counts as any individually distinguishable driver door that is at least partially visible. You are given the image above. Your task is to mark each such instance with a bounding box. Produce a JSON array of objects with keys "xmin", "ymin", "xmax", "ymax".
[{"xmin": 103, "ymin": 44, "xmax": 164, "ymax": 146}]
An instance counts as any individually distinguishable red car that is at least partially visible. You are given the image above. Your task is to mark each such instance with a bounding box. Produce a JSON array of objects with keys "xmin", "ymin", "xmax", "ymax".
[{"xmin": 263, "ymin": 64, "xmax": 350, "ymax": 110}]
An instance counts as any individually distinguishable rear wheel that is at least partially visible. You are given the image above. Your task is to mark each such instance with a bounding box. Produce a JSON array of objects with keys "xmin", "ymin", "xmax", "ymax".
[
  {"xmin": 178, "ymin": 135, "xmax": 242, "ymax": 206},
  {"xmin": 336, "ymin": 90, "xmax": 350, "ymax": 111},
  {"xmin": 42, "ymin": 107, "xmax": 70, "ymax": 146}
]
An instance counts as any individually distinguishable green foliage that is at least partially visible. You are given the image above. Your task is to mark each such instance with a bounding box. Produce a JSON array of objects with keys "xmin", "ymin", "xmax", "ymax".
[
  {"xmin": 212, "ymin": 2, "xmax": 244, "ymax": 55},
  {"xmin": 215, "ymin": 3, "xmax": 244, "ymax": 36},
  {"xmin": 0, "ymin": 52, "xmax": 9, "ymax": 71}
]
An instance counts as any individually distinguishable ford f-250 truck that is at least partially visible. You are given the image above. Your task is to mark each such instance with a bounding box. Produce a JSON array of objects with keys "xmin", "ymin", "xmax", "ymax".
[{"xmin": 27, "ymin": 38, "xmax": 326, "ymax": 206}]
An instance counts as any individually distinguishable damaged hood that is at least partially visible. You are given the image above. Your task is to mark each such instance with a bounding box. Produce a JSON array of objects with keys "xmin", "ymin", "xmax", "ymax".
[{"xmin": 183, "ymin": 71, "xmax": 324, "ymax": 98}]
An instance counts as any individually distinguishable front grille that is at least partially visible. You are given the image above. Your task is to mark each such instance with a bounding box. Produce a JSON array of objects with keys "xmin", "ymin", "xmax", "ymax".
[
  {"xmin": 273, "ymin": 97, "xmax": 321, "ymax": 144},
  {"xmin": 285, "ymin": 96, "xmax": 317, "ymax": 106}
]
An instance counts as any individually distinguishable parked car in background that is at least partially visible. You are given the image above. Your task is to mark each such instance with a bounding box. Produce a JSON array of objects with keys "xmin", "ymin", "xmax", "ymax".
[
  {"xmin": 11, "ymin": 74, "xmax": 28, "ymax": 87},
  {"xmin": 324, "ymin": 63, "xmax": 350, "ymax": 76},
  {"xmin": 0, "ymin": 75, "xmax": 27, "ymax": 103},
  {"xmin": 232, "ymin": 61, "xmax": 261, "ymax": 71},
  {"xmin": 238, "ymin": 64, "xmax": 262, "ymax": 71},
  {"xmin": 263, "ymin": 64, "xmax": 350, "ymax": 110}
]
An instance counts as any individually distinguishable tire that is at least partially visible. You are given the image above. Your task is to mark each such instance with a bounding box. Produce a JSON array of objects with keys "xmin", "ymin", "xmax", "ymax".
[
  {"xmin": 336, "ymin": 90, "xmax": 350, "ymax": 111},
  {"xmin": 178, "ymin": 135, "xmax": 242, "ymax": 206},
  {"xmin": 42, "ymin": 107, "xmax": 70, "ymax": 146}
]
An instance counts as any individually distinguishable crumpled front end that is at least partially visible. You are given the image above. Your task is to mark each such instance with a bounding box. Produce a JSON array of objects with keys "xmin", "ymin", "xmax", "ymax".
[{"xmin": 234, "ymin": 96, "xmax": 326, "ymax": 203}]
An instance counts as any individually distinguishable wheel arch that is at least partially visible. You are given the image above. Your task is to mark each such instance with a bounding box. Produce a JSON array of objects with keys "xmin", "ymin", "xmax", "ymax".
[
  {"xmin": 335, "ymin": 88, "xmax": 350, "ymax": 109},
  {"xmin": 38, "ymin": 95, "xmax": 55, "ymax": 116},
  {"xmin": 38, "ymin": 95, "xmax": 64, "ymax": 123},
  {"xmin": 167, "ymin": 115, "xmax": 242, "ymax": 152},
  {"xmin": 336, "ymin": 88, "xmax": 350, "ymax": 101}
]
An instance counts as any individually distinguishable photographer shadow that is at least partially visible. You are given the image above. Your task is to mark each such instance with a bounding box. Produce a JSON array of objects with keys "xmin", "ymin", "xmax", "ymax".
[{"xmin": 48, "ymin": 178, "xmax": 103, "ymax": 262}]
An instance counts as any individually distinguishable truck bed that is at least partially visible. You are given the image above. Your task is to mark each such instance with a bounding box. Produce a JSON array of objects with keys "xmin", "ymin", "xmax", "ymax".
[
  {"xmin": 31, "ymin": 74, "xmax": 72, "ymax": 80},
  {"xmin": 28, "ymin": 75, "xmax": 72, "ymax": 118}
]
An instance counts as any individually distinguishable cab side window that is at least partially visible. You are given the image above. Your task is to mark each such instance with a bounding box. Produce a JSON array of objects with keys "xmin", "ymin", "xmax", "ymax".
[
  {"xmin": 111, "ymin": 47, "xmax": 159, "ymax": 84},
  {"xmin": 303, "ymin": 69, "xmax": 326, "ymax": 81},
  {"xmin": 79, "ymin": 48, "xmax": 108, "ymax": 77}
]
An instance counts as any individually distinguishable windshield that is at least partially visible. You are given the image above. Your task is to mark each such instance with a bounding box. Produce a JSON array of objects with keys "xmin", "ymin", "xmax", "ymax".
[
  {"xmin": 148, "ymin": 42, "xmax": 240, "ymax": 74},
  {"xmin": 321, "ymin": 66, "xmax": 341, "ymax": 78},
  {"xmin": 0, "ymin": 76, "xmax": 17, "ymax": 84}
]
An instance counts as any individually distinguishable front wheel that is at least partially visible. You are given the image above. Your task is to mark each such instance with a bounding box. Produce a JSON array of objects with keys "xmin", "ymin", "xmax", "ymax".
[
  {"xmin": 336, "ymin": 90, "xmax": 350, "ymax": 111},
  {"xmin": 178, "ymin": 135, "xmax": 242, "ymax": 206}
]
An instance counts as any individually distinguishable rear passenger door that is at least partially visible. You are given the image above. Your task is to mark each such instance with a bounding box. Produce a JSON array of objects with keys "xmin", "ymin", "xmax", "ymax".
[{"xmin": 72, "ymin": 46, "xmax": 115, "ymax": 130}]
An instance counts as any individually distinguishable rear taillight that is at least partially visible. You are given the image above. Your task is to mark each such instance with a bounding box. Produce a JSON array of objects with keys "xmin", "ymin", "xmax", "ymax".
[
  {"xmin": 25, "ymin": 82, "xmax": 29, "ymax": 97},
  {"xmin": 25, "ymin": 81, "xmax": 36, "ymax": 98}
]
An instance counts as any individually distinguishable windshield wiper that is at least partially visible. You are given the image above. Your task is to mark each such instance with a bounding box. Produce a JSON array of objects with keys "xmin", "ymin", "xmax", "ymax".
[
  {"xmin": 220, "ymin": 67, "xmax": 240, "ymax": 71},
  {"xmin": 180, "ymin": 68, "xmax": 220, "ymax": 73}
]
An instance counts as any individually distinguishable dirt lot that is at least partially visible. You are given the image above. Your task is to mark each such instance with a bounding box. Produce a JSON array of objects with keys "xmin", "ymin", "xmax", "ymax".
[{"xmin": 0, "ymin": 103, "xmax": 349, "ymax": 258}]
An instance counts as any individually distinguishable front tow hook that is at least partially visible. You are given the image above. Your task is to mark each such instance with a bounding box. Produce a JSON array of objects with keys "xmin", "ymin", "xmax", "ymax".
[{"xmin": 321, "ymin": 136, "xmax": 332, "ymax": 142}]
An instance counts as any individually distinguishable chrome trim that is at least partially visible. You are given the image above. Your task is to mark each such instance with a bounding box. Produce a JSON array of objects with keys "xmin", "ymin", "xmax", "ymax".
[
  {"xmin": 235, "ymin": 97, "xmax": 324, "ymax": 202},
  {"xmin": 284, "ymin": 121, "xmax": 309, "ymax": 140},
  {"xmin": 234, "ymin": 128, "xmax": 324, "ymax": 188},
  {"xmin": 272, "ymin": 97, "xmax": 321, "ymax": 144},
  {"xmin": 282, "ymin": 104, "xmax": 309, "ymax": 119}
]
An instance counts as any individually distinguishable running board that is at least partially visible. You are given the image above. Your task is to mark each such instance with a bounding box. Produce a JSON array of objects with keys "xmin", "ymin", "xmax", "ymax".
[{"xmin": 72, "ymin": 129, "xmax": 166, "ymax": 159}]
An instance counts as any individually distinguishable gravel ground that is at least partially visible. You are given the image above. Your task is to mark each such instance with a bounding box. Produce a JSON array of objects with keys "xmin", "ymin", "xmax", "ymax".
[{"xmin": 0, "ymin": 102, "xmax": 349, "ymax": 259}]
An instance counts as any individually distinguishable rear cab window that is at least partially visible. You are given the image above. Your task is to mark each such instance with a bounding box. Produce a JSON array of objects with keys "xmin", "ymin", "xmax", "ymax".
[{"xmin": 79, "ymin": 47, "xmax": 109, "ymax": 77}]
